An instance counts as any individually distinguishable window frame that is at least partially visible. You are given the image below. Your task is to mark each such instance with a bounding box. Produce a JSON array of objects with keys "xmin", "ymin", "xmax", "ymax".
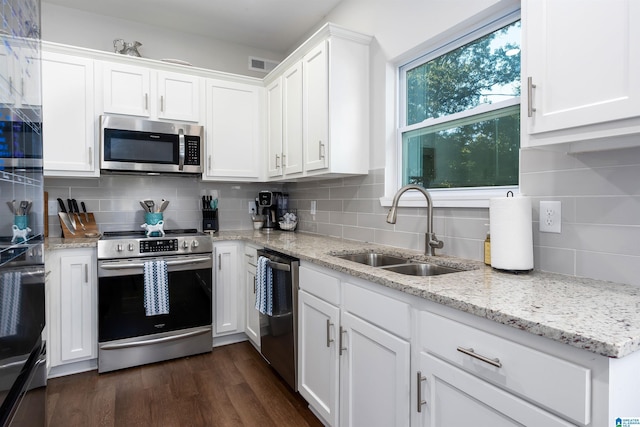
[{"xmin": 382, "ymin": 8, "xmax": 521, "ymax": 208}]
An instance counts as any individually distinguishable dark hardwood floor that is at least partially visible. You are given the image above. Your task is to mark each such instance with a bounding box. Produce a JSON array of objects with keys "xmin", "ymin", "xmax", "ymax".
[{"xmin": 46, "ymin": 341, "xmax": 323, "ymax": 427}]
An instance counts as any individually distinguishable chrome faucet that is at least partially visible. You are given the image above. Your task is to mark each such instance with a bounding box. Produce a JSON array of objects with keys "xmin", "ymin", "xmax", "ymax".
[{"xmin": 386, "ymin": 184, "xmax": 444, "ymax": 256}]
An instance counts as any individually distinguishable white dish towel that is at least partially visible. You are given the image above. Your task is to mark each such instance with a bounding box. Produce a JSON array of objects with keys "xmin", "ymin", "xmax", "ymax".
[
  {"xmin": 255, "ymin": 256, "xmax": 273, "ymax": 316},
  {"xmin": 0, "ymin": 271, "xmax": 21, "ymax": 337},
  {"xmin": 143, "ymin": 260, "xmax": 169, "ymax": 316}
]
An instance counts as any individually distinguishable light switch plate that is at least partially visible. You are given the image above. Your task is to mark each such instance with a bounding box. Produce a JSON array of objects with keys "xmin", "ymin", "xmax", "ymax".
[{"xmin": 539, "ymin": 201, "xmax": 561, "ymax": 233}]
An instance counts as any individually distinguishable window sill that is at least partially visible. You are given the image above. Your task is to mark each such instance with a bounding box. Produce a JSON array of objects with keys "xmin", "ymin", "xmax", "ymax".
[{"xmin": 379, "ymin": 186, "xmax": 519, "ymax": 208}]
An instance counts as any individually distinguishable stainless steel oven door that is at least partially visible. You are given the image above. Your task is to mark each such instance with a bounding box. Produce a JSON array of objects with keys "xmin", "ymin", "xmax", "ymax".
[{"xmin": 97, "ymin": 254, "xmax": 213, "ymax": 343}]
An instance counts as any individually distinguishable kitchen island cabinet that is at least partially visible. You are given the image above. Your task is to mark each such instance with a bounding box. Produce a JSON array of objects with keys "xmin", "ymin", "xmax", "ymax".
[
  {"xmin": 522, "ymin": 0, "xmax": 640, "ymax": 152},
  {"xmin": 46, "ymin": 247, "xmax": 97, "ymax": 377}
]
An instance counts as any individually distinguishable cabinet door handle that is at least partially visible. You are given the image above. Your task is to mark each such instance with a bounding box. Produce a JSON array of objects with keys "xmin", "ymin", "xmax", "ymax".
[
  {"xmin": 282, "ymin": 153, "xmax": 287, "ymax": 167},
  {"xmin": 160, "ymin": 95, "xmax": 164, "ymax": 112},
  {"xmin": 275, "ymin": 154, "xmax": 280, "ymax": 168},
  {"xmin": 88, "ymin": 147, "xmax": 92, "ymax": 167},
  {"xmin": 253, "ymin": 276, "xmax": 256, "ymax": 294},
  {"xmin": 527, "ymin": 76, "xmax": 536, "ymax": 117},
  {"xmin": 416, "ymin": 371, "xmax": 427, "ymax": 413},
  {"xmin": 456, "ymin": 346, "xmax": 502, "ymax": 368},
  {"xmin": 339, "ymin": 326, "xmax": 347, "ymax": 356},
  {"xmin": 218, "ymin": 254, "xmax": 222, "ymax": 270},
  {"xmin": 9, "ymin": 77, "xmax": 12, "ymax": 95},
  {"xmin": 208, "ymin": 155, "xmax": 212, "ymax": 171},
  {"xmin": 84, "ymin": 264, "xmax": 88, "ymax": 283},
  {"xmin": 326, "ymin": 319, "xmax": 334, "ymax": 347},
  {"xmin": 21, "ymin": 77, "xmax": 24, "ymax": 98},
  {"xmin": 319, "ymin": 141, "xmax": 325, "ymax": 160},
  {"xmin": 145, "ymin": 93, "xmax": 149, "ymax": 110}
]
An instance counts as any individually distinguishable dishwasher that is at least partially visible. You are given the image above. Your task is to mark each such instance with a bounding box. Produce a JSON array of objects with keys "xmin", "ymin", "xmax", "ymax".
[{"xmin": 256, "ymin": 249, "xmax": 300, "ymax": 391}]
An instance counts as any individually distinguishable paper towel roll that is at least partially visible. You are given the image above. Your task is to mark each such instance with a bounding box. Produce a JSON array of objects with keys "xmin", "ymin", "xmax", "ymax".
[{"xmin": 489, "ymin": 196, "xmax": 533, "ymax": 271}]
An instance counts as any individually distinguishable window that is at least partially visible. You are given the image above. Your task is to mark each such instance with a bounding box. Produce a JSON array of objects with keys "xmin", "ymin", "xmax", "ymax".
[{"xmin": 398, "ymin": 15, "xmax": 521, "ymax": 201}]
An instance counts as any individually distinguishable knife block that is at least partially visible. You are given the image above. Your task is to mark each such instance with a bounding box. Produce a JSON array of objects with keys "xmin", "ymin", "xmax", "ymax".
[{"xmin": 59, "ymin": 212, "xmax": 99, "ymax": 238}]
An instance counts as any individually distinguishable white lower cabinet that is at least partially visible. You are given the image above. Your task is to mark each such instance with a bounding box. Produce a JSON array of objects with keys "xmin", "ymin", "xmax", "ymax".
[
  {"xmin": 417, "ymin": 353, "xmax": 573, "ymax": 426},
  {"xmin": 298, "ymin": 264, "xmax": 411, "ymax": 427},
  {"xmin": 339, "ymin": 310, "xmax": 411, "ymax": 427},
  {"xmin": 298, "ymin": 261, "xmax": 637, "ymax": 427},
  {"xmin": 213, "ymin": 242, "xmax": 243, "ymax": 337},
  {"xmin": 298, "ymin": 289, "xmax": 340, "ymax": 425},
  {"xmin": 243, "ymin": 244, "xmax": 260, "ymax": 348},
  {"xmin": 46, "ymin": 248, "xmax": 97, "ymax": 373}
]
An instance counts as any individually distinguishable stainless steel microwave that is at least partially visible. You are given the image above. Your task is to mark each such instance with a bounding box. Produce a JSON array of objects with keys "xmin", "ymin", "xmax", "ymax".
[{"xmin": 100, "ymin": 115, "xmax": 204, "ymax": 175}]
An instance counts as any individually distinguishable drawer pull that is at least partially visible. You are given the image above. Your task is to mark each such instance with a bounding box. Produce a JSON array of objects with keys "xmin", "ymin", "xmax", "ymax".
[
  {"xmin": 457, "ymin": 346, "xmax": 502, "ymax": 368},
  {"xmin": 416, "ymin": 371, "xmax": 427, "ymax": 412}
]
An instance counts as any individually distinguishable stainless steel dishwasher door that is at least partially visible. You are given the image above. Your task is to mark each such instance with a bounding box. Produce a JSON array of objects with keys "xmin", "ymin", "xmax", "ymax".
[{"xmin": 256, "ymin": 249, "xmax": 299, "ymax": 391}]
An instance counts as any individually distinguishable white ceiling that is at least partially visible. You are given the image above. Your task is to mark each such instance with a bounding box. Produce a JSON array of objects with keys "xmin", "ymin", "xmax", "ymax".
[{"xmin": 44, "ymin": 0, "xmax": 345, "ymax": 54}]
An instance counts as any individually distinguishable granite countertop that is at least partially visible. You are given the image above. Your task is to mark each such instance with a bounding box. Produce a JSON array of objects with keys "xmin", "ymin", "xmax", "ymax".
[{"xmin": 45, "ymin": 230, "xmax": 640, "ymax": 358}]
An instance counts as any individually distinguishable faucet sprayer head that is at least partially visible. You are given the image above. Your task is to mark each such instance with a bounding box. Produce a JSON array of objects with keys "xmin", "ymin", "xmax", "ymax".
[{"xmin": 386, "ymin": 207, "xmax": 397, "ymax": 224}]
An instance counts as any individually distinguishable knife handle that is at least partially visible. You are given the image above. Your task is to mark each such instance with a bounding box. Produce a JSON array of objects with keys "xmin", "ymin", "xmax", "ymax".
[
  {"xmin": 67, "ymin": 199, "xmax": 74, "ymax": 213},
  {"xmin": 81, "ymin": 201, "xmax": 87, "ymax": 213},
  {"xmin": 72, "ymin": 199, "xmax": 80, "ymax": 213},
  {"xmin": 57, "ymin": 198, "xmax": 67, "ymax": 213}
]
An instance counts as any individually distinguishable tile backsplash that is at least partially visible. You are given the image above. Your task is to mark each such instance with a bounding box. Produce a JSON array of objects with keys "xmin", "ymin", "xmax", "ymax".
[
  {"xmin": 45, "ymin": 175, "xmax": 278, "ymax": 236},
  {"xmin": 288, "ymin": 146, "xmax": 640, "ymax": 287},
  {"xmin": 46, "ymin": 145, "xmax": 640, "ymax": 287}
]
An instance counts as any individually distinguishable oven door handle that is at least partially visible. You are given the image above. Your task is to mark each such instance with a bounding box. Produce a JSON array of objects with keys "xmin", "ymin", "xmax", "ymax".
[
  {"xmin": 100, "ymin": 327, "xmax": 211, "ymax": 350},
  {"xmin": 99, "ymin": 256, "xmax": 212, "ymax": 270},
  {"xmin": 266, "ymin": 260, "xmax": 291, "ymax": 272}
]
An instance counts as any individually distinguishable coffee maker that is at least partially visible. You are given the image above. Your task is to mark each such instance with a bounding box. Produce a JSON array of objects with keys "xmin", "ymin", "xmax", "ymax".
[{"xmin": 258, "ymin": 191, "xmax": 288, "ymax": 230}]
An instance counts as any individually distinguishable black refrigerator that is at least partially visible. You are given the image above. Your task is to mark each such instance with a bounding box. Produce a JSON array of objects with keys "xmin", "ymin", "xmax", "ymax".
[{"xmin": 0, "ymin": 0, "xmax": 46, "ymax": 426}]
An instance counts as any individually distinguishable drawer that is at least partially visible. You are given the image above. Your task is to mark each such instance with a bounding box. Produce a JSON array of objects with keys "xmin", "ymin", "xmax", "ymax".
[
  {"xmin": 299, "ymin": 265, "xmax": 340, "ymax": 305},
  {"xmin": 343, "ymin": 281, "xmax": 411, "ymax": 339},
  {"xmin": 420, "ymin": 311, "xmax": 591, "ymax": 425},
  {"xmin": 244, "ymin": 245, "xmax": 258, "ymax": 266}
]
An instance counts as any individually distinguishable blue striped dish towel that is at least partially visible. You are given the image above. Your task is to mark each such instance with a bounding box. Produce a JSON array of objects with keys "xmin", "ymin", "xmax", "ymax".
[
  {"xmin": 143, "ymin": 260, "xmax": 170, "ymax": 316},
  {"xmin": 0, "ymin": 271, "xmax": 21, "ymax": 337},
  {"xmin": 255, "ymin": 256, "xmax": 273, "ymax": 316}
]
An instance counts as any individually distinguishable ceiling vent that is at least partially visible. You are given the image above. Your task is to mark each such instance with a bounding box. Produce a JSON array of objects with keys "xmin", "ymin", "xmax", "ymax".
[{"xmin": 248, "ymin": 56, "xmax": 279, "ymax": 73}]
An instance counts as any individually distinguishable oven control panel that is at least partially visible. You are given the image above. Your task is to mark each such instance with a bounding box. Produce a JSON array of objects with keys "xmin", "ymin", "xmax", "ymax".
[{"xmin": 140, "ymin": 239, "xmax": 179, "ymax": 253}]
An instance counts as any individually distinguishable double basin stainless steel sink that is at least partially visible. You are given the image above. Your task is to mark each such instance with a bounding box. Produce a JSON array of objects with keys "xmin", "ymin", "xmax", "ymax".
[{"xmin": 335, "ymin": 252, "xmax": 463, "ymax": 277}]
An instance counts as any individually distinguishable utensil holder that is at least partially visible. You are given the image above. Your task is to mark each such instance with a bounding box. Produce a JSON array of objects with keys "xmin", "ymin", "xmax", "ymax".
[
  {"xmin": 143, "ymin": 212, "xmax": 164, "ymax": 237},
  {"xmin": 203, "ymin": 209, "xmax": 218, "ymax": 233},
  {"xmin": 11, "ymin": 215, "xmax": 30, "ymax": 243}
]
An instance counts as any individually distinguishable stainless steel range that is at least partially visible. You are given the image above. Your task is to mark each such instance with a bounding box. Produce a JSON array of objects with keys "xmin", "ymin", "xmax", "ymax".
[{"xmin": 97, "ymin": 229, "xmax": 213, "ymax": 373}]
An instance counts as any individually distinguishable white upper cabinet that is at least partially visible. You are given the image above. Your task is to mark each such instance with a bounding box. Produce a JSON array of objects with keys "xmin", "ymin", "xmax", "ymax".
[
  {"xmin": 266, "ymin": 77, "xmax": 283, "ymax": 178},
  {"xmin": 203, "ymin": 78, "xmax": 263, "ymax": 181},
  {"xmin": 156, "ymin": 70, "xmax": 201, "ymax": 122},
  {"xmin": 264, "ymin": 24, "xmax": 371, "ymax": 180},
  {"xmin": 303, "ymin": 42, "xmax": 329, "ymax": 172},
  {"xmin": 0, "ymin": 40, "xmax": 41, "ymax": 107},
  {"xmin": 42, "ymin": 50, "xmax": 98, "ymax": 177},
  {"xmin": 522, "ymin": 0, "xmax": 640, "ymax": 151},
  {"xmin": 282, "ymin": 61, "xmax": 304, "ymax": 176},
  {"xmin": 102, "ymin": 62, "xmax": 201, "ymax": 122}
]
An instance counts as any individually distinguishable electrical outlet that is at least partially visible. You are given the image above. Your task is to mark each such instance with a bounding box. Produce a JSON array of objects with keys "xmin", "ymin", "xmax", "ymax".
[
  {"xmin": 539, "ymin": 201, "xmax": 561, "ymax": 233},
  {"xmin": 248, "ymin": 201, "xmax": 255, "ymax": 214}
]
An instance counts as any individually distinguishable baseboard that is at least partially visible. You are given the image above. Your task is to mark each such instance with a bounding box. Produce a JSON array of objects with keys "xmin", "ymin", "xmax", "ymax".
[
  {"xmin": 212, "ymin": 332, "xmax": 248, "ymax": 347},
  {"xmin": 48, "ymin": 358, "xmax": 97, "ymax": 379}
]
